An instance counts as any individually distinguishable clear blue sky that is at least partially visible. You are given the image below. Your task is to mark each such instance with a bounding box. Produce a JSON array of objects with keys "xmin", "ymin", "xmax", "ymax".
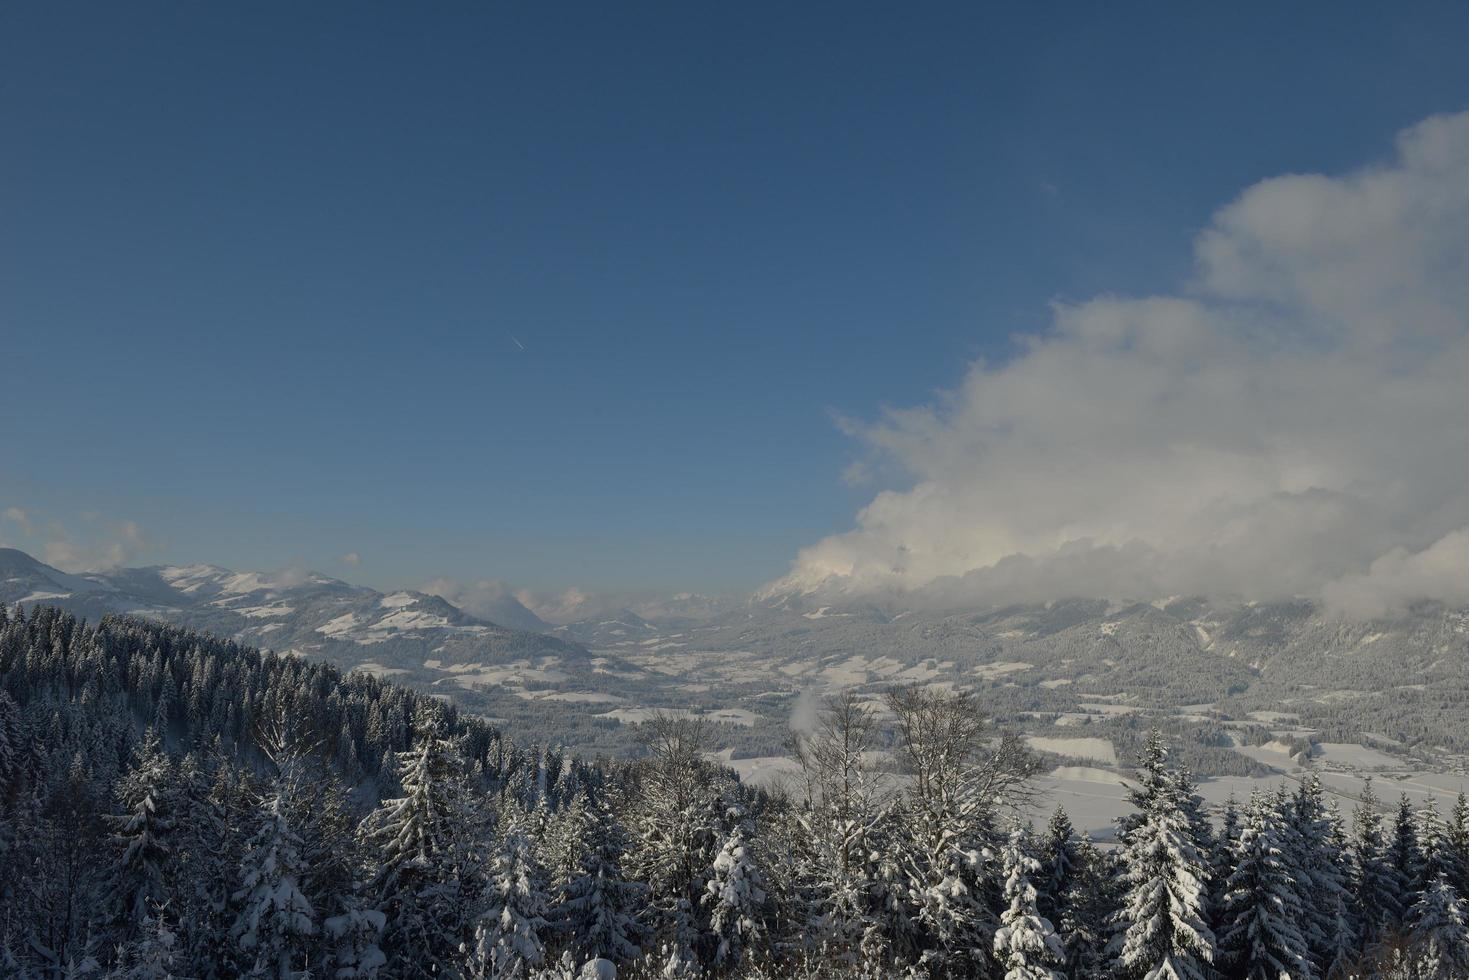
[{"xmin": 3, "ymin": 2, "xmax": 1467, "ymax": 592}]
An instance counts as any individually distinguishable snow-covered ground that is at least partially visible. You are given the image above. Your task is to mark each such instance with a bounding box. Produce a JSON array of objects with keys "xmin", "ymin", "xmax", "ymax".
[{"xmin": 1025, "ymin": 736, "xmax": 1117, "ymax": 765}]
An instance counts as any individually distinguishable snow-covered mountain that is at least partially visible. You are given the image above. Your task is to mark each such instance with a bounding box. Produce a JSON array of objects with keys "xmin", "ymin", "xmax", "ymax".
[
  {"xmin": 0, "ymin": 549, "xmax": 582, "ymax": 665},
  {"xmin": 551, "ymin": 608, "xmax": 663, "ymax": 647},
  {"xmin": 0, "ymin": 547, "xmax": 118, "ymax": 606},
  {"xmin": 14, "ymin": 546, "xmax": 1469, "ymax": 776}
]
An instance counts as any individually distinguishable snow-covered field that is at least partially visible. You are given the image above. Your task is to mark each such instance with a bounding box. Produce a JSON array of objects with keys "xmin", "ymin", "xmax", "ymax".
[{"xmin": 1025, "ymin": 736, "xmax": 1117, "ymax": 765}]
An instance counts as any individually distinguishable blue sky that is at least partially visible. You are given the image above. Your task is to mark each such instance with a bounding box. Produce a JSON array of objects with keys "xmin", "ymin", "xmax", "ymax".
[{"xmin": 3, "ymin": 2, "xmax": 1468, "ymax": 593}]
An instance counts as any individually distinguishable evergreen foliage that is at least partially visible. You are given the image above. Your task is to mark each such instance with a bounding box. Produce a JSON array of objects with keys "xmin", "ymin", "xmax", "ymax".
[{"xmin": 3, "ymin": 606, "xmax": 1469, "ymax": 978}]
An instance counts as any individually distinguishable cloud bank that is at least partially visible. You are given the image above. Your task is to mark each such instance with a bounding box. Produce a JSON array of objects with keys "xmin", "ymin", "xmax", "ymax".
[{"xmin": 767, "ymin": 111, "xmax": 1469, "ymax": 617}]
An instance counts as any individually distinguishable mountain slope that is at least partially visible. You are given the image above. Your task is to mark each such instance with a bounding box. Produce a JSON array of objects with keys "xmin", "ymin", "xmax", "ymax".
[
  {"xmin": 0, "ymin": 547, "xmax": 588, "ymax": 675},
  {"xmin": 0, "ymin": 546, "xmax": 117, "ymax": 605}
]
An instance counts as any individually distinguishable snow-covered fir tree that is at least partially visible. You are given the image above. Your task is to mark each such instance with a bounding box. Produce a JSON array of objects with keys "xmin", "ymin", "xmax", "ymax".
[
  {"xmin": 1353, "ymin": 777, "xmax": 1403, "ymax": 943},
  {"xmin": 232, "ymin": 781, "xmax": 316, "ymax": 979},
  {"xmin": 110, "ymin": 909, "xmax": 180, "ymax": 980},
  {"xmin": 364, "ymin": 712, "xmax": 476, "ymax": 978},
  {"xmin": 1389, "ymin": 794, "xmax": 1424, "ymax": 910},
  {"xmin": 1289, "ymin": 770, "xmax": 1352, "ymax": 970},
  {"xmin": 1320, "ymin": 812, "xmax": 1361, "ymax": 979},
  {"xmin": 556, "ymin": 794, "xmax": 644, "ymax": 964},
  {"xmin": 467, "ymin": 830, "xmax": 550, "ymax": 979},
  {"xmin": 1447, "ymin": 792, "xmax": 1469, "ymax": 898},
  {"xmin": 1036, "ymin": 807, "xmax": 1077, "ymax": 928},
  {"xmin": 1112, "ymin": 730, "xmax": 1216, "ymax": 980},
  {"xmin": 1408, "ymin": 873, "xmax": 1469, "ymax": 979},
  {"xmin": 1217, "ymin": 791, "xmax": 1314, "ymax": 980},
  {"xmin": 1058, "ymin": 837, "xmax": 1114, "ymax": 979},
  {"xmin": 1416, "ymin": 796, "xmax": 1456, "ymax": 895},
  {"xmin": 704, "ymin": 804, "xmax": 768, "ymax": 967},
  {"xmin": 992, "ymin": 822, "xmax": 1064, "ymax": 980},
  {"xmin": 105, "ymin": 728, "xmax": 177, "ymax": 936},
  {"xmin": 9, "ymin": 604, "xmax": 1469, "ymax": 978}
]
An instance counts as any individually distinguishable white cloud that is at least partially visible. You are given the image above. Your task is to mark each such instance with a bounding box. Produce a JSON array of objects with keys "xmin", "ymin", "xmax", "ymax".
[
  {"xmin": 2, "ymin": 507, "xmax": 34, "ymax": 535},
  {"xmin": 340, "ymin": 551, "xmax": 362, "ymax": 566},
  {"xmin": 516, "ymin": 586, "xmax": 595, "ymax": 623},
  {"xmin": 423, "ymin": 577, "xmax": 517, "ymax": 613},
  {"xmin": 1322, "ymin": 529, "xmax": 1469, "ymax": 620},
  {"xmin": 767, "ymin": 111, "xmax": 1469, "ymax": 618},
  {"xmin": 420, "ymin": 578, "xmax": 555, "ymax": 631},
  {"xmin": 42, "ymin": 517, "xmax": 149, "ymax": 571}
]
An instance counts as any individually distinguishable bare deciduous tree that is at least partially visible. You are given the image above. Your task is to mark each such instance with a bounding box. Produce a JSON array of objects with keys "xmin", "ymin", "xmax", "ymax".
[
  {"xmin": 885, "ymin": 684, "xmax": 1037, "ymax": 843},
  {"xmin": 790, "ymin": 691, "xmax": 886, "ymax": 875}
]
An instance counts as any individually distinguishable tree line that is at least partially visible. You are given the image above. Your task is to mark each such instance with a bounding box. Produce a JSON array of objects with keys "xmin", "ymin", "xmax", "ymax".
[{"xmin": 1, "ymin": 604, "xmax": 1467, "ymax": 978}]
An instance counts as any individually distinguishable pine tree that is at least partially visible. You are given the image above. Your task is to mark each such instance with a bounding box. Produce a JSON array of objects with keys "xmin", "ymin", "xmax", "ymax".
[
  {"xmin": 1447, "ymin": 792, "xmax": 1469, "ymax": 898},
  {"xmin": 466, "ymin": 831, "xmax": 550, "ymax": 979},
  {"xmin": 110, "ymin": 908, "xmax": 180, "ymax": 980},
  {"xmin": 105, "ymin": 728, "xmax": 177, "ymax": 935},
  {"xmin": 1353, "ymin": 777, "xmax": 1402, "ymax": 943},
  {"xmin": 1057, "ymin": 838, "xmax": 1111, "ymax": 979},
  {"xmin": 1112, "ymin": 730, "xmax": 1215, "ymax": 980},
  {"xmin": 1417, "ymin": 796, "xmax": 1455, "ymax": 893},
  {"xmin": 992, "ymin": 823, "xmax": 1065, "ymax": 980},
  {"xmin": 557, "ymin": 796, "xmax": 644, "ymax": 964},
  {"xmin": 363, "ymin": 719, "xmax": 475, "ymax": 978},
  {"xmin": 1037, "ymin": 807, "xmax": 1078, "ymax": 927},
  {"xmin": 1408, "ymin": 873, "xmax": 1469, "ymax": 979},
  {"xmin": 1290, "ymin": 771, "xmax": 1351, "ymax": 971},
  {"xmin": 1217, "ymin": 792, "xmax": 1314, "ymax": 980},
  {"xmin": 704, "ymin": 805, "xmax": 767, "ymax": 967},
  {"xmin": 1389, "ymin": 794, "xmax": 1422, "ymax": 910},
  {"xmin": 232, "ymin": 785, "xmax": 315, "ymax": 979}
]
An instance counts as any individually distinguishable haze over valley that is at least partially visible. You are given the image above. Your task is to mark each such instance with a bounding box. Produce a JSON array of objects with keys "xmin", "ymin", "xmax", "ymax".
[{"xmin": 9, "ymin": 539, "xmax": 1469, "ymax": 840}]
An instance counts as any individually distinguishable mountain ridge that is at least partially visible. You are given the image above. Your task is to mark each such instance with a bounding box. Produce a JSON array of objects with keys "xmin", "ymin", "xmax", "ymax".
[{"xmin": 0, "ymin": 546, "xmax": 585, "ymax": 666}]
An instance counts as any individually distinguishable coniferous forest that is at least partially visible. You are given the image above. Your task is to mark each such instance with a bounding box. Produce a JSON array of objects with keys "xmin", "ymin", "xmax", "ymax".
[{"xmin": 4, "ymin": 604, "xmax": 1469, "ymax": 979}]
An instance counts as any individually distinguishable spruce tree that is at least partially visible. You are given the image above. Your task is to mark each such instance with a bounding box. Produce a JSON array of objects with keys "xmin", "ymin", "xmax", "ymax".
[
  {"xmin": 1417, "ymin": 796, "xmax": 1456, "ymax": 893},
  {"xmin": 1321, "ymin": 810, "xmax": 1360, "ymax": 979},
  {"xmin": 105, "ymin": 728, "xmax": 177, "ymax": 936},
  {"xmin": 992, "ymin": 823, "xmax": 1065, "ymax": 980},
  {"xmin": 466, "ymin": 831, "xmax": 550, "ymax": 979},
  {"xmin": 1389, "ymin": 794, "xmax": 1423, "ymax": 909},
  {"xmin": 232, "ymin": 786, "xmax": 315, "ymax": 979},
  {"xmin": 1037, "ymin": 807, "xmax": 1078, "ymax": 927},
  {"xmin": 363, "ymin": 718, "xmax": 475, "ymax": 978},
  {"xmin": 557, "ymin": 795, "xmax": 644, "ymax": 964},
  {"xmin": 1447, "ymin": 792, "xmax": 1469, "ymax": 898},
  {"xmin": 704, "ymin": 805, "xmax": 767, "ymax": 967},
  {"xmin": 1289, "ymin": 771, "xmax": 1352, "ymax": 971},
  {"xmin": 1408, "ymin": 873, "xmax": 1469, "ymax": 979},
  {"xmin": 1217, "ymin": 792, "xmax": 1314, "ymax": 980},
  {"xmin": 1057, "ymin": 838, "xmax": 1111, "ymax": 979},
  {"xmin": 1112, "ymin": 730, "xmax": 1215, "ymax": 980},
  {"xmin": 1352, "ymin": 777, "xmax": 1402, "ymax": 942}
]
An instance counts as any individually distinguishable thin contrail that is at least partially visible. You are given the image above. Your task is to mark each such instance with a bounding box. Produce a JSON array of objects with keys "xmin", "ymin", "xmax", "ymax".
[{"xmin": 510, "ymin": 335, "xmax": 526, "ymax": 351}]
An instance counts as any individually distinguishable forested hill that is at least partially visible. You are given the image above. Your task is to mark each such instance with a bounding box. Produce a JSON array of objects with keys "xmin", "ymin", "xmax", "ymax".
[
  {"xmin": 6, "ymin": 604, "xmax": 1469, "ymax": 979},
  {"xmin": 0, "ymin": 602, "xmax": 529, "ymax": 796}
]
